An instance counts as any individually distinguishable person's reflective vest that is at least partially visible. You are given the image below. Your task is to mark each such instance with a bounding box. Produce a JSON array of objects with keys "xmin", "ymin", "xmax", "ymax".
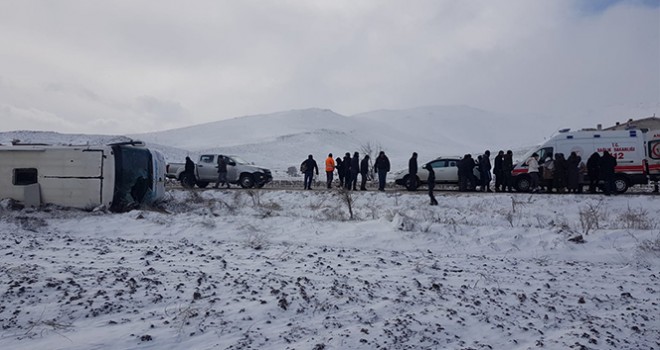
[{"xmin": 325, "ymin": 157, "xmax": 335, "ymax": 172}]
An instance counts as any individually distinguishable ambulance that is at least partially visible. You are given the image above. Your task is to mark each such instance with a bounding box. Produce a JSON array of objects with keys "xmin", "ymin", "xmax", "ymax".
[
  {"xmin": 511, "ymin": 128, "xmax": 660, "ymax": 193},
  {"xmin": 0, "ymin": 141, "xmax": 166, "ymax": 211}
]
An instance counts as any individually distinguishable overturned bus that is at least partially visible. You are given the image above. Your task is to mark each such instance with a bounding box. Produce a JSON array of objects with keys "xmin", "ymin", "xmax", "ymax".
[{"xmin": 0, "ymin": 141, "xmax": 165, "ymax": 212}]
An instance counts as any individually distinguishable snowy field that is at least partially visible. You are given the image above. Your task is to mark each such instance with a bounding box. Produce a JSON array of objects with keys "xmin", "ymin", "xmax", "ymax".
[{"xmin": 1, "ymin": 188, "xmax": 659, "ymax": 350}]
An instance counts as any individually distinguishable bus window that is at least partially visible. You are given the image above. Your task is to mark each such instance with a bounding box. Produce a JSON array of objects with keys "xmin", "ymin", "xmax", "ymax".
[{"xmin": 13, "ymin": 168, "xmax": 38, "ymax": 186}]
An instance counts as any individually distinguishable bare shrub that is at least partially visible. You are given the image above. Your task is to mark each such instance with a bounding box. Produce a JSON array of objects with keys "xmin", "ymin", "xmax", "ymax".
[
  {"xmin": 505, "ymin": 211, "xmax": 515, "ymax": 228},
  {"xmin": 317, "ymin": 207, "xmax": 348, "ymax": 221},
  {"xmin": 244, "ymin": 231, "xmax": 269, "ymax": 250},
  {"xmin": 337, "ymin": 188, "xmax": 354, "ymax": 220},
  {"xmin": 308, "ymin": 195, "xmax": 327, "ymax": 211},
  {"xmin": 579, "ymin": 200, "xmax": 603, "ymax": 235},
  {"xmin": 246, "ymin": 190, "xmax": 261, "ymax": 207},
  {"xmin": 499, "ymin": 200, "xmax": 522, "ymax": 227},
  {"xmin": 393, "ymin": 212, "xmax": 416, "ymax": 231},
  {"xmin": 23, "ymin": 310, "xmax": 74, "ymax": 339},
  {"xmin": 15, "ymin": 216, "xmax": 48, "ymax": 232},
  {"xmin": 365, "ymin": 201, "xmax": 380, "ymax": 220},
  {"xmin": 510, "ymin": 196, "xmax": 527, "ymax": 213},
  {"xmin": 168, "ymin": 303, "xmax": 201, "ymax": 334},
  {"xmin": 198, "ymin": 217, "xmax": 216, "ymax": 229},
  {"xmin": 618, "ymin": 206, "xmax": 655, "ymax": 230},
  {"xmin": 636, "ymin": 234, "xmax": 660, "ymax": 257},
  {"xmin": 188, "ymin": 190, "xmax": 206, "ymax": 204},
  {"xmin": 261, "ymin": 201, "xmax": 282, "ymax": 211}
]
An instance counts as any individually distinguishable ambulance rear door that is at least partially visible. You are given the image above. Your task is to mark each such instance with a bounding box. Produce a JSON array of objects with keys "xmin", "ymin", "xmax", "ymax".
[{"xmin": 646, "ymin": 131, "xmax": 660, "ymax": 180}]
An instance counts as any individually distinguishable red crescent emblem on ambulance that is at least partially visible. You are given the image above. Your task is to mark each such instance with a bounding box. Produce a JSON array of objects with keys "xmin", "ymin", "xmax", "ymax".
[{"xmin": 653, "ymin": 143, "xmax": 660, "ymax": 158}]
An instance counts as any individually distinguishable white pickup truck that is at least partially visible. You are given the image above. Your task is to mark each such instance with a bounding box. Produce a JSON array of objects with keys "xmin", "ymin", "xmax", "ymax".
[{"xmin": 166, "ymin": 154, "xmax": 272, "ymax": 189}]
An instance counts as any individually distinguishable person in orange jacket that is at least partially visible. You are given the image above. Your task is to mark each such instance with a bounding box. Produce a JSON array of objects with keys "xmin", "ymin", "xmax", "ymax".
[{"xmin": 325, "ymin": 153, "xmax": 336, "ymax": 189}]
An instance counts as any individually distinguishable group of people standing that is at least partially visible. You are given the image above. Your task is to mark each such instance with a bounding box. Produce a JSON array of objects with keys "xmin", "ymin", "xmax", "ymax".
[
  {"xmin": 301, "ymin": 151, "xmax": 439, "ymax": 206},
  {"xmin": 457, "ymin": 150, "xmax": 515, "ymax": 193},
  {"xmin": 300, "ymin": 151, "xmax": 392, "ymax": 191},
  {"xmin": 524, "ymin": 150, "xmax": 618, "ymax": 195},
  {"xmin": 299, "ymin": 147, "xmax": 625, "ymax": 203}
]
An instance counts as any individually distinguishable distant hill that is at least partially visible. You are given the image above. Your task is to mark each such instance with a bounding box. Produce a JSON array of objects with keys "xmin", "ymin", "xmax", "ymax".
[
  {"xmin": 1, "ymin": 106, "xmax": 559, "ymax": 175},
  {"xmin": 129, "ymin": 106, "xmax": 555, "ymax": 168}
]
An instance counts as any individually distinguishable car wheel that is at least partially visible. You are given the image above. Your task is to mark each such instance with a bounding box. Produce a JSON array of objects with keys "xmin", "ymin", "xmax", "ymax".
[
  {"xmin": 614, "ymin": 175, "xmax": 628, "ymax": 194},
  {"xmin": 515, "ymin": 176, "xmax": 531, "ymax": 192},
  {"xmin": 405, "ymin": 175, "xmax": 420, "ymax": 191},
  {"xmin": 240, "ymin": 174, "xmax": 255, "ymax": 188}
]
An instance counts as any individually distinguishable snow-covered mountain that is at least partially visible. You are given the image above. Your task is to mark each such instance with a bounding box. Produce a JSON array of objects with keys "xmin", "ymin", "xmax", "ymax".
[
  {"xmin": 0, "ymin": 106, "xmax": 558, "ymax": 172},
  {"xmin": 128, "ymin": 106, "xmax": 556, "ymax": 169}
]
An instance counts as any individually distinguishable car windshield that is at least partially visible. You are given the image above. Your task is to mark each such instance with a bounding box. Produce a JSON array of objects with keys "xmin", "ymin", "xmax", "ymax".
[{"xmin": 229, "ymin": 156, "xmax": 249, "ymax": 165}]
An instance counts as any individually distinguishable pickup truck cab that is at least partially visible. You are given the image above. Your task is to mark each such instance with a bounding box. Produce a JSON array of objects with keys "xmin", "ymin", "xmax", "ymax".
[{"xmin": 167, "ymin": 154, "xmax": 272, "ymax": 189}]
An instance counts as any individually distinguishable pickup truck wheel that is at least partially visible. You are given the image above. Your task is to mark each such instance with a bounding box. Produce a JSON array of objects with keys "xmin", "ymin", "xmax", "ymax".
[
  {"xmin": 196, "ymin": 181, "xmax": 209, "ymax": 188},
  {"xmin": 180, "ymin": 173, "xmax": 195, "ymax": 189},
  {"xmin": 239, "ymin": 174, "xmax": 255, "ymax": 188}
]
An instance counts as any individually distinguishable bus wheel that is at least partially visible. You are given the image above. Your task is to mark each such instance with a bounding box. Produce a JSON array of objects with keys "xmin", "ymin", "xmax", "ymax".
[{"xmin": 614, "ymin": 175, "xmax": 628, "ymax": 194}]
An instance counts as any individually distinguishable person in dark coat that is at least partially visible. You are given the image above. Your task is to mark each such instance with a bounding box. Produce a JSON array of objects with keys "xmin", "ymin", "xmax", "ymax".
[
  {"xmin": 502, "ymin": 150, "xmax": 514, "ymax": 192},
  {"xmin": 566, "ymin": 152, "xmax": 581, "ymax": 193},
  {"xmin": 302, "ymin": 154, "xmax": 319, "ymax": 190},
  {"xmin": 408, "ymin": 152, "xmax": 418, "ymax": 191},
  {"xmin": 552, "ymin": 153, "xmax": 567, "ymax": 193},
  {"xmin": 335, "ymin": 157, "xmax": 344, "ymax": 188},
  {"xmin": 342, "ymin": 153, "xmax": 352, "ymax": 189},
  {"xmin": 467, "ymin": 155, "xmax": 478, "ymax": 191},
  {"xmin": 586, "ymin": 152, "xmax": 600, "ymax": 193},
  {"xmin": 494, "ymin": 150, "xmax": 504, "ymax": 192},
  {"xmin": 360, "ymin": 155, "xmax": 370, "ymax": 190},
  {"xmin": 183, "ymin": 156, "xmax": 195, "ymax": 188},
  {"xmin": 350, "ymin": 152, "xmax": 360, "ymax": 190},
  {"xmin": 599, "ymin": 150, "xmax": 617, "ymax": 195},
  {"xmin": 457, "ymin": 154, "xmax": 469, "ymax": 192},
  {"xmin": 373, "ymin": 151, "xmax": 390, "ymax": 191},
  {"xmin": 458, "ymin": 154, "xmax": 477, "ymax": 191},
  {"xmin": 477, "ymin": 154, "xmax": 483, "ymax": 185},
  {"xmin": 479, "ymin": 150, "xmax": 492, "ymax": 192},
  {"xmin": 426, "ymin": 162, "xmax": 438, "ymax": 205},
  {"xmin": 214, "ymin": 155, "xmax": 230, "ymax": 189}
]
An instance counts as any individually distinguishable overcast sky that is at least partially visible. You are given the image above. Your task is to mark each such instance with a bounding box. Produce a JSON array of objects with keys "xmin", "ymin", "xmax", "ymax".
[{"xmin": 0, "ymin": 0, "xmax": 658, "ymax": 135}]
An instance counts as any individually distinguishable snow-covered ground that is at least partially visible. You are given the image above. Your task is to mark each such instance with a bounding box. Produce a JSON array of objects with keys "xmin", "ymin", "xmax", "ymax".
[{"xmin": 1, "ymin": 187, "xmax": 658, "ymax": 349}]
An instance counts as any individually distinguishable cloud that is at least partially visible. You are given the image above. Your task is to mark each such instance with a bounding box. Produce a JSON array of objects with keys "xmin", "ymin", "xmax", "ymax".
[
  {"xmin": 0, "ymin": 0, "xmax": 657, "ymax": 134},
  {"xmin": 135, "ymin": 96, "xmax": 189, "ymax": 121}
]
